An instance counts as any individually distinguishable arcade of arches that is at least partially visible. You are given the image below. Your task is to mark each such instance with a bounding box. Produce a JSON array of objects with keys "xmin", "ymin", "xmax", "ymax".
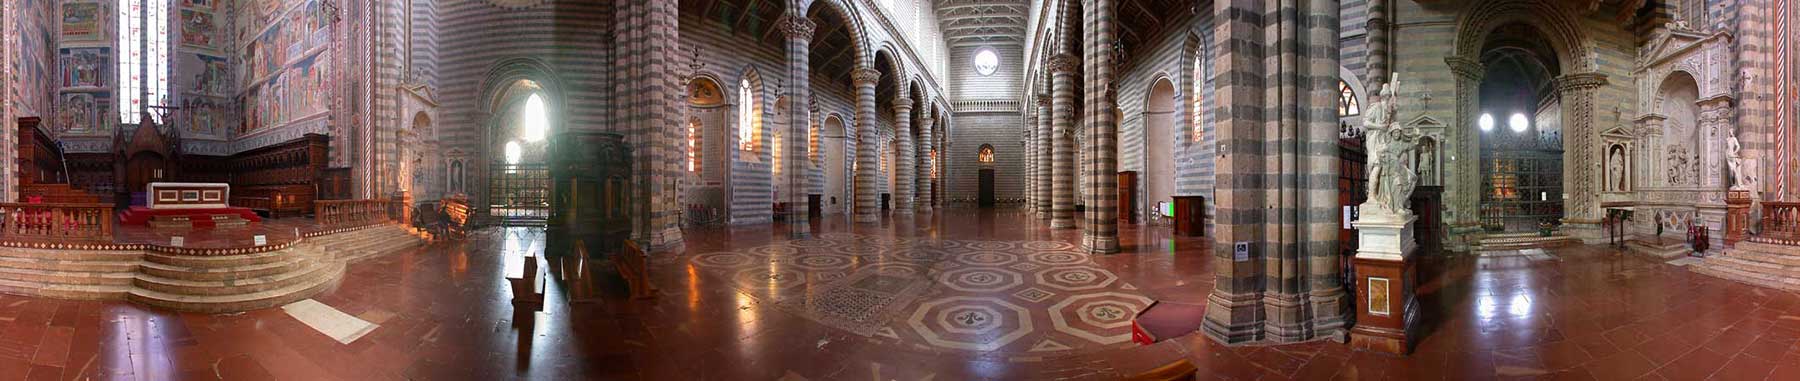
[{"xmin": 0, "ymin": 0, "xmax": 1798, "ymax": 380}]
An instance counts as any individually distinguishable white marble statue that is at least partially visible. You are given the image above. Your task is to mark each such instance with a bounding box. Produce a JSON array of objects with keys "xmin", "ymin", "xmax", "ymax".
[
  {"xmin": 1726, "ymin": 134, "xmax": 1758, "ymax": 190},
  {"xmin": 1362, "ymin": 74, "xmax": 1425, "ymax": 217}
]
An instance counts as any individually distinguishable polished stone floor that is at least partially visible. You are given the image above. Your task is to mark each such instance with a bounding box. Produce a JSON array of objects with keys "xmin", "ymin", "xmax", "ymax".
[{"xmin": 3, "ymin": 210, "xmax": 1800, "ymax": 380}]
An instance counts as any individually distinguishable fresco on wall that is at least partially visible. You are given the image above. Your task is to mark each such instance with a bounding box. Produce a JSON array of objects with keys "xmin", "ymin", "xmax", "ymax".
[
  {"xmin": 184, "ymin": 54, "xmax": 230, "ymax": 96},
  {"xmin": 183, "ymin": 98, "xmax": 229, "ymax": 136},
  {"xmin": 55, "ymin": 92, "xmax": 110, "ymax": 134},
  {"xmin": 13, "ymin": 0, "xmax": 58, "ymax": 117},
  {"xmin": 58, "ymin": 47, "xmax": 109, "ymax": 88},
  {"xmin": 237, "ymin": 0, "xmax": 335, "ymax": 134},
  {"xmin": 61, "ymin": 2, "xmax": 103, "ymax": 41},
  {"xmin": 180, "ymin": 9, "xmax": 219, "ymax": 50},
  {"xmin": 183, "ymin": 0, "xmax": 219, "ymax": 10}
]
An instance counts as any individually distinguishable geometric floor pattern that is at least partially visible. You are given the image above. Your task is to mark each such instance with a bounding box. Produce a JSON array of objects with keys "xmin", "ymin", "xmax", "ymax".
[{"xmin": 689, "ymin": 232, "xmax": 1153, "ymax": 354}]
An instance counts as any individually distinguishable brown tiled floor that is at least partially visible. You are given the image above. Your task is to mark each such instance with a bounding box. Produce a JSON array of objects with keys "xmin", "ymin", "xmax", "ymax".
[{"xmin": 3, "ymin": 210, "xmax": 1800, "ymax": 380}]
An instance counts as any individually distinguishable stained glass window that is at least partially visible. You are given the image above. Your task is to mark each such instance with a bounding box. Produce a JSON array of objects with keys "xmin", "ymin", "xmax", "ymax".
[
  {"xmin": 1338, "ymin": 80, "xmax": 1360, "ymax": 117},
  {"xmin": 738, "ymin": 79, "xmax": 756, "ymax": 153},
  {"xmin": 119, "ymin": 0, "xmax": 171, "ymax": 124},
  {"xmin": 977, "ymin": 144, "xmax": 995, "ymax": 163},
  {"xmin": 1192, "ymin": 53, "xmax": 1205, "ymax": 142}
]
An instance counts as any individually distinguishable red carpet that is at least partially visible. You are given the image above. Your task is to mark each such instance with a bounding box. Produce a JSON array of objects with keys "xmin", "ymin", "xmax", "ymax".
[{"xmin": 119, "ymin": 206, "xmax": 263, "ymax": 226}]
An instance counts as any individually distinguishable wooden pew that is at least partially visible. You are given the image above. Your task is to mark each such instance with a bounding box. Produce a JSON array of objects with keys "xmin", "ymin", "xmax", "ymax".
[
  {"xmin": 441, "ymin": 195, "xmax": 471, "ymax": 239},
  {"xmin": 1124, "ymin": 360, "xmax": 1198, "ymax": 381},
  {"xmin": 617, "ymin": 239, "xmax": 655, "ymax": 299}
]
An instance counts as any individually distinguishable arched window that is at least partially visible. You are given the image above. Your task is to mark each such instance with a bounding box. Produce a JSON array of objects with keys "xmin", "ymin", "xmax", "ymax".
[
  {"xmin": 738, "ymin": 78, "xmax": 756, "ymax": 154},
  {"xmin": 1338, "ymin": 80, "xmax": 1360, "ymax": 117},
  {"xmin": 1191, "ymin": 51, "xmax": 1205, "ymax": 142},
  {"xmin": 977, "ymin": 144, "xmax": 995, "ymax": 163},
  {"xmin": 119, "ymin": 0, "xmax": 171, "ymax": 124},
  {"xmin": 687, "ymin": 118, "xmax": 700, "ymax": 172},
  {"xmin": 809, "ymin": 121, "xmax": 820, "ymax": 164}
]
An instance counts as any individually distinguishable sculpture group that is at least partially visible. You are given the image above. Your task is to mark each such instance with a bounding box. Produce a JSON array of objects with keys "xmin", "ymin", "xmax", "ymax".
[{"xmin": 1362, "ymin": 74, "xmax": 1427, "ymax": 218}]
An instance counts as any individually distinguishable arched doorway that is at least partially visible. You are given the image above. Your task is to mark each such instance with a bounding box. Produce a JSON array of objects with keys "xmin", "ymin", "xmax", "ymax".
[
  {"xmin": 822, "ymin": 115, "xmax": 848, "ymax": 215},
  {"xmin": 1475, "ymin": 23, "xmax": 1563, "ymax": 233},
  {"xmin": 1142, "ymin": 77, "xmax": 1176, "ymax": 222},
  {"xmin": 488, "ymin": 80, "xmax": 554, "ymax": 225}
]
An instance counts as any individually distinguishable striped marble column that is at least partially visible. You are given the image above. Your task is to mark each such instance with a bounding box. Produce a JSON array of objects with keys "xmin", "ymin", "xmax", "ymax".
[
  {"xmin": 1555, "ymin": 72, "xmax": 1610, "ymax": 238},
  {"xmin": 851, "ymin": 68, "xmax": 882, "ymax": 223},
  {"xmin": 1035, "ymin": 95, "xmax": 1053, "ymax": 218},
  {"xmin": 615, "ymin": 0, "xmax": 684, "ymax": 251},
  {"xmin": 1049, "ymin": 54, "xmax": 1080, "ymax": 229},
  {"xmin": 779, "ymin": 13, "xmax": 815, "ymax": 237},
  {"xmin": 1080, "ymin": 0, "xmax": 1119, "ymax": 254},
  {"xmin": 917, "ymin": 114, "xmax": 935, "ymax": 213},
  {"xmin": 893, "ymin": 97, "xmax": 916, "ymax": 216}
]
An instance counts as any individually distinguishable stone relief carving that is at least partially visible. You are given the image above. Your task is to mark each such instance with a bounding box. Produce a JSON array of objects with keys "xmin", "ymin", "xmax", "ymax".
[{"xmin": 1666, "ymin": 145, "xmax": 1695, "ymax": 186}]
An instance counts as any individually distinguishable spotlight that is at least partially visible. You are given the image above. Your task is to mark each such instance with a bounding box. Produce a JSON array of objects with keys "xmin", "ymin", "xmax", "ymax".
[
  {"xmin": 1478, "ymin": 113, "xmax": 1495, "ymax": 132},
  {"xmin": 1509, "ymin": 113, "xmax": 1529, "ymax": 133}
]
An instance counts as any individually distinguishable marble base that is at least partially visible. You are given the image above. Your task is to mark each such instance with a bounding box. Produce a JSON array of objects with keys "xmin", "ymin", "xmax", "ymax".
[{"xmin": 1350, "ymin": 213, "xmax": 1418, "ymax": 355}]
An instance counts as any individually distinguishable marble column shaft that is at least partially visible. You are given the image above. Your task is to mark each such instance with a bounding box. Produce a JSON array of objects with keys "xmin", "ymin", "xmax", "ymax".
[
  {"xmin": 1555, "ymin": 72, "xmax": 1609, "ymax": 224},
  {"xmin": 852, "ymin": 68, "xmax": 882, "ymax": 223},
  {"xmin": 615, "ymin": 0, "xmax": 683, "ymax": 250},
  {"xmin": 1081, "ymin": 0, "xmax": 1120, "ymax": 254},
  {"xmin": 894, "ymin": 98, "xmax": 916, "ymax": 216},
  {"xmin": 1445, "ymin": 56, "xmax": 1485, "ymax": 244},
  {"xmin": 917, "ymin": 114, "xmax": 935, "ymax": 213},
  {"xmin": 779, "ymin": 13, "xmax": 815, "ymax": 236},
  {"xmin": 1050, "ymin": 54, "xmax": 1080, "ymax": 229},
  {"xmin": 1035, "ymin": 95, "xmax": 1054, "ymax": 218}
]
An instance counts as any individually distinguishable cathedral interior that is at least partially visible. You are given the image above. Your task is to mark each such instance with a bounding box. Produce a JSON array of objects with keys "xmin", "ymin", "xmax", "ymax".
[{"xmin": 0, "ymin": 0, "xmax": 1798, "ymax": 380}]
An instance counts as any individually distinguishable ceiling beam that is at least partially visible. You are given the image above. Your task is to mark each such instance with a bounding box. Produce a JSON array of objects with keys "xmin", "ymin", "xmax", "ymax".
[{"xmin": 732, "ymin": 0, "xmax": 758, "ymax": 34}]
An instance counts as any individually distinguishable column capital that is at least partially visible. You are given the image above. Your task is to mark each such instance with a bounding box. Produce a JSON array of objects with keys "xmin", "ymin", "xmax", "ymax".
[
  {"xmin": 1555, "ymin": 72, "xmax": 1609, "ymax": 92},
  {"xmin": 1444, "ymin": 56, "xmax": 1485, "ymax": 81},
  {"xmin": 777, "ymin": 14, "xmax": 816, "ymax": 41},
  {"xmin": 851, "ymin": 67, "xmax": 881, "ymax": 87},
  {"xmin": 1048, "ymin": 54, "xmax": 1081, "ymax": 74},
  {"xmin": 892, "ymin": 97, "xmax": 915, "ymax": 111}
]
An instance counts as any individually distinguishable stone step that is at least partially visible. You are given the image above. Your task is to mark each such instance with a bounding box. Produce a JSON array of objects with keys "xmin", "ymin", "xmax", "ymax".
[
  {"xmin": 337, "ymin": 237, "xmax": 425, "ymax": 264},
  {"xmin": 1691, "ymin": 263, "xmax": 1800, "ymax": 292},
  {"xmin": 1629, "ymin": 240, "xmax": 1691, "ymax": 259},
  {"xmin": 0, "ymin": 277, "xmax": 130, "ymax": 300},
  {"xmin": 1476, "ymin": 236, "xmax": 1580, "ymax": 250},
  {"xmin": 132, "ymin": 260, "xmax": 338, "ymax": 296},
  {"xmin": 0, "ymin": 255, "xmax": 141, "ymax": 273},
  {"xmin": 0, "ymin": 267, "xmax": 136, "ymax": 287},
  {"xmin": 1723, "ymin": 249, "xmax": 1800, "ymax": 267},
  {"xmin": 138, "ymin": 257, "xmax": 315, "ymax": 282},
  {"xmin": 1733, "ymin": 241, "xmax": 1800, "ymax": 257},
  {"xmin": 0, "ymin": 247, "xmax": 143, "ymax": 262},
  {"xmin": 1704, "ymin": 256, "xmax": 1794, "ymax": 276},
  {"xmin": 143, "ymin": 250, "xmax": 291, "ymax": 269},
  {"xmin": 126, "ymin": 261, "xmax": 344, "ymax": 313}
]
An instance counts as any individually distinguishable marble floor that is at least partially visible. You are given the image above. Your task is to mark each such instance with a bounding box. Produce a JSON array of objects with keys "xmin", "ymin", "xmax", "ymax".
[{"xmin": 3, "ymin": 210, "xmax": 1800, "ymax": 380}]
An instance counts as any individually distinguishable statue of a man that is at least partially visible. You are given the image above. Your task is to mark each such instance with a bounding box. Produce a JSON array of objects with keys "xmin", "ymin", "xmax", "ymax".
[
  {"xmin": 1362, "ymin": 75, "xmax": 1420, "ymax": 216},
  {"xmin": 1726, "ymin": 134, "xmax": 1757, "ymax": 190}
]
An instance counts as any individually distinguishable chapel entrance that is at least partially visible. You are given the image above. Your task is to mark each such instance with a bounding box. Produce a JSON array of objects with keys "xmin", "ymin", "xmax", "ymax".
[
  {"xmin": 488, "ymin": 80, "xmax": 554, "ymax": 225},
  {"xmin": 1474, "ymin": 23, "xmax": 1564, "ymax": 233}
]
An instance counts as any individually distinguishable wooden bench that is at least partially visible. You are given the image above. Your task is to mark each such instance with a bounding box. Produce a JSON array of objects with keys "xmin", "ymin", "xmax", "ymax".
[
  {"xmin": 617, "ymin": 239, "xmax": 655, "ymax": 299},
  {"xmin": 232, "ymin": 185, "xmax": 313, "ymax": 218},
  {"xmin": 1124, "ymin": 359, "xmax": 1198, "ymax": 381}
]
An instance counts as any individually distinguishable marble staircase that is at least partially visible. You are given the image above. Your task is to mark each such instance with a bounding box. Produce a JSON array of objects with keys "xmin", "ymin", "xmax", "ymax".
[
  {"xmin": 1474, "ymin": 232, "xmax": 1581, "ymax": 251},
  {"xmin": 0, "ymin": 223, "xmax": 427, "ymax": 313},
  {"xmin": 1692, "ymin": 241, "xmax": 1800, "ymax": 292}
]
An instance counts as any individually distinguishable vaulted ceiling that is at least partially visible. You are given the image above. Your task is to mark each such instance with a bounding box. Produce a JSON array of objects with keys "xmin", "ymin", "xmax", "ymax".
[
  {"xmin": 934, "ymin": 0, "xmax": 1028, "ymax": 48},
  {"xmin": 678, "ymin": 0, "xmax": 862, "ymax": 87}
]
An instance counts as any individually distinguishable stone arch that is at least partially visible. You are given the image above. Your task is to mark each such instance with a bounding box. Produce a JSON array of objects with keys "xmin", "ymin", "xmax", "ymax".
[
  {"xmin": 1141, "ymin": 76, "xmax": 1178, "ymax": 221},
  {"xmin": 472, "ymin": 57, "xmax": 565, "ymax": 217},
  {"xmin": 735, "ymin": 66, "xmax": 767, "ymax": 162},
  {"xmin": 1450, "ymin": 0, "xmax": 1594, "ymax": 73},
  {"xmin": 1652, "ymin": 68, "xmax": 1703, "ymax": 116},
  {"xmin": 822, "ymin": 113, "xmax": 850, "ymax": 214},
  {"xmin": 805, "ymin": 0, "xmax": 870, "ymax": 70}
]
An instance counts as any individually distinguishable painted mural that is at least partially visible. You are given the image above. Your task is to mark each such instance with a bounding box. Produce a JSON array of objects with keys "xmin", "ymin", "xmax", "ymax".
[
  {"xmin": 61, "ymin": 2, "xmax": 103, "ymax": 42},
  {"xmin": 238, "ymin": 0, "xmax": 335, "ymax": 133},
  {"xmin": 182, "ymin": 98, "xmax": 230, "ymax": 136},
  {"xmin": 184, "ymin": 54, "xmax": 230, "ymax": 96},
  {"xmin": 55, "ymin": 92, "xmax": 110, "ymax": 134},
  {"xmin": 58, "ymin": 47, "xmax": 108, "ymax": 88},
  {"xmin": 12, "ymin": 0, "xmax": 58, "ymax": 118},
  {"xmin": 180, "ymin": 9, "xmax": 220, "ymax": 50}
]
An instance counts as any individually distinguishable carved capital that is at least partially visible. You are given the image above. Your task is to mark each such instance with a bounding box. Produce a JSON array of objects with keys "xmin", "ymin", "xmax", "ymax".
[
  {"xmin": 777, "ymin": 14, "xmax": 816, "ymax": 41},
  {"xmin": 1366, "ymin": 18, "xmax": 1388, "ymax": 32},
  {"xmin": 1444, "ymin": 56, "xmax": 1485, "ymax": 81},
  {"xmin": 851, "ymin": 67, "xmax": 881, "ymax": 87},
  {"xmin": 892, "ymin": 97, "xmax": 915, "ymax": 112},
  {"xmin": 1048, "ymin": 54, "xmax": 1081, "ymax": 74},
  {"xmin": 1555, "ymin": 72, "xmax": 1610, "ymax": 92}
]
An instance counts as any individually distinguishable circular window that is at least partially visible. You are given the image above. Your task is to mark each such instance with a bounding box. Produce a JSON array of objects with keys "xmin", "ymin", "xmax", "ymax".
[{"xmin": 973, "ymin": 49, "xmax": 1000, "ymax": 76}]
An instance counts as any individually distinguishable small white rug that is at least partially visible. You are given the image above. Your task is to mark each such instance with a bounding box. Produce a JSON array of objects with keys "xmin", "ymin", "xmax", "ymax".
[{"xmin": 282, "ymin": 299, "xmax": 379, "ymax": 344}]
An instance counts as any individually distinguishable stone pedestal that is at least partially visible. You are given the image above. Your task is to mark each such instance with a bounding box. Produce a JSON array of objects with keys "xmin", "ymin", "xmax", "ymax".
[{"xmin": 1350, "ymin": 213, "xmax": 1419, "ymax": 355}]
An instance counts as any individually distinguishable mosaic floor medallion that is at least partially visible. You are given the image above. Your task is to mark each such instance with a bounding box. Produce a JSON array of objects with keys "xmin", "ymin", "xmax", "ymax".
[
  {"xmin": 1049, "ymin": 292, "xmax": 1155, "ymax": 345},
  {"xmin": 907, "ymin": 296, "xmax": 1034, "ymax": 351},
  {"xmin": 937, "ymin": 267, "xmax": 1024, "ymax": 292},
  {"xmin": 1035, "ymin": 266, "xmax": 1118, "ymax": 292},
  {"xmin": 684, "ymin": 233, "xmax": 1153, "ymax": 354}
]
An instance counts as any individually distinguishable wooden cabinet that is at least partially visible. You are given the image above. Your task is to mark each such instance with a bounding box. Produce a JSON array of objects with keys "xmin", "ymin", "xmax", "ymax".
[
  {"xmin": 1118, "ymin": 171, "xmax": 1138, "ymax": 224},
  {"xmin": 1173, "ymin": 196, "xmax": 1205, "ymax": 237}
]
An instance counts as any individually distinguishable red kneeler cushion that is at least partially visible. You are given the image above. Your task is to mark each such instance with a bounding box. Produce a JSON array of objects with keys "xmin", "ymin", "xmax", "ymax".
[{"xmin": 1131, "ymin": 300, "xmax": 1207, "ymax": 345}]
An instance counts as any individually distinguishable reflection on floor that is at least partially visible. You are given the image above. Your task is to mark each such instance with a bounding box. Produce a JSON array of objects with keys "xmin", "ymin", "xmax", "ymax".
[{"xmin": 2, "ymin": 211, "xmax": 1800, "ymax": 380}]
